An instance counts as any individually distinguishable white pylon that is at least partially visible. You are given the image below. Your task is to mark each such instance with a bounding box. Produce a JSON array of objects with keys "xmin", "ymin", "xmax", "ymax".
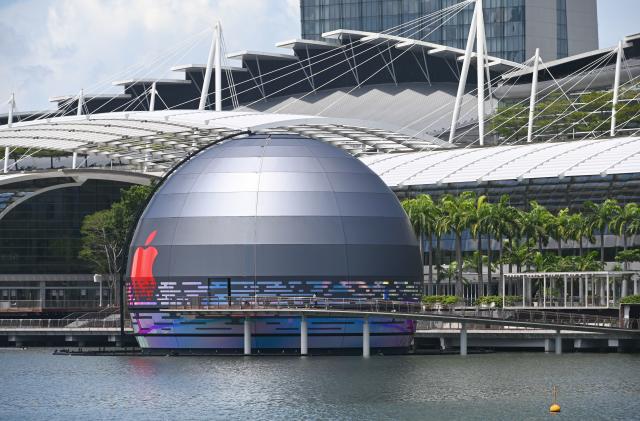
[
  {"xmin": 149, "ymin": 81, "xmax": 157, "ymax": 112},
  {"xmin": 449, "ymin": 0, "xmax": 479, "ymax": 143},
  {"xmin": 611, "ymin": 40, "xmax": 623, "ymax": 137},
  {"xmin": 527, "ymin": 48, "xmax": 541, "ymax": 143},
  {"xmin": 77, "ymin": 88, "xmax": 84, "ymax": 116},
  {"xmin": 214, "ymin": 22, "xmax": 222, "ymax": 112},
  {"xmin": 4, "ymin": 94, "xmax": 15, "ymax": 173},
  {"xmin": 199, "ymin": 21, "xmax": 222, "ymax": 111},
  {"xmin": 476, "ymin": 0, "xmax": 486, "ymax": 146}
]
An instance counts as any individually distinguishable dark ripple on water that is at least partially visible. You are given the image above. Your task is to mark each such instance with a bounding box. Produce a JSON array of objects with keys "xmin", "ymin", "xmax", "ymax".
[{"xmin": 0, "ymin": 349, "xmax": 638, "ymax": 420}]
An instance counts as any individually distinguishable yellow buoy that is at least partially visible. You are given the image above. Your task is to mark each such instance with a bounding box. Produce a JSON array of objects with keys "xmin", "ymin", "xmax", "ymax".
[{"xmin": 549, "ymin": 385, "xmax": 561, "ymax": 413}]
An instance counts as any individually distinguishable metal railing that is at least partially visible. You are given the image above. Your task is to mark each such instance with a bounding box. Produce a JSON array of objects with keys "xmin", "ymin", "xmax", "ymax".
[
  {"xmin": 159, "ymin": 296, "xmax": 640, "ymax": 331},
  {"xmin": 0, "ymin": 300, "xmax": 106, "ymax": 311},
  {"xmin": 163, "ymin": 295, "xmax": 424, "ymax": 314},
  {"xmin": 0, "ymin": 316, "xmax": 130, "ymax": 330}
]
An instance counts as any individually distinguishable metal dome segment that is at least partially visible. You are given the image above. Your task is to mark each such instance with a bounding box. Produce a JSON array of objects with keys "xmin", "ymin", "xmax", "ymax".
[
  {"xmin": 0, "ymin": 110, "xmax": 448, "ymax": 173},
  {"xmin": 360, "ymin": 136, "xmax": 640, "ymax": 188},
  {"xmin": 127, "ymin": 133, "xmax": 422, "ymax": 307}
]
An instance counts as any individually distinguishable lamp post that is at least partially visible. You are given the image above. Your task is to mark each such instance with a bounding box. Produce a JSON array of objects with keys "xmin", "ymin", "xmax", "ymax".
[{"xmin": 94, "ymin": 274, "xmax": 103, "ymax": 307}]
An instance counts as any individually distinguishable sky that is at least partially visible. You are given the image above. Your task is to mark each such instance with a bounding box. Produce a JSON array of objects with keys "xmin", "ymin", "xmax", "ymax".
[{"xmin": 0, "ymin": 0, "xmax": 638, "ymax": 112}]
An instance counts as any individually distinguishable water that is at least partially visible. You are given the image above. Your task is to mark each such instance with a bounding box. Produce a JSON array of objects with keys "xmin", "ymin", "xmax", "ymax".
[{"xmin": 0, "ymin": 350, "xmax": 638, "ymax": 421}]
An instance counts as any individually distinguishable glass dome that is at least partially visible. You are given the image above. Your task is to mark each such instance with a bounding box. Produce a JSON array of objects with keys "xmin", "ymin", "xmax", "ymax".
[{"xmin": 127, "ymin": 133, "xmax": 422, "ymax": 306}]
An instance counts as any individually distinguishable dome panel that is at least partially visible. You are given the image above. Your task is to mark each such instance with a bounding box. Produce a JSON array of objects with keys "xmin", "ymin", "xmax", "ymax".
[{"xmin": 127, "ymin": 134, "xmax": 422, "ymax": 306}]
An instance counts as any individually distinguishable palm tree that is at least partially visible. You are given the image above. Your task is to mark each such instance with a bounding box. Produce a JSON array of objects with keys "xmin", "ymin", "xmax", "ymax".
[
  {"xmin": 526, "ymin": 201, "xmax": 553, "ymax": 252},
  {"xmin": 402, "ymin": 195, "xmax": 439, "ymax": 295},
  {"xmin": 439, "ymin": 192, "xmax": 477, "ymax": 298},
  {"xmin": 471, "ymin": 195, "xmax": 490, "ymax": 296},
  {"xmin": 488, "ymin": 195, "xmax": 517, "ymax": 296},
  {"xmin": 550, "ymin": 208, "xmax": 571, "ymax": 257},
  {"xmin": 610, "ymin": 203, "xmax": 640, "ymax": 252},
  {"xmin": 584, "ymin": 199, "xmax": 620, "ymax": 266},
  {"xmin": 566, "ymin": 212, "xmax": 593, "ymax": 257}
]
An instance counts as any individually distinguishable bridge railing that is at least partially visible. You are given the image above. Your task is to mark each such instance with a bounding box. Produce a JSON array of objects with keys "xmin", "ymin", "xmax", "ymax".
[
  {"xmin": 162, "ymin": 296, "xmax": 640, "ymax": 331},
  {"xmin": 165, "ymin": 296, "xmax": 425, "ymax": 314},
  {"xmin": 0, "ymin": 317, "xmax": 130, "ymax": 329},
  {"xmin": 0, "ymin": 300, "xmax": 105, "ymax": 312}
]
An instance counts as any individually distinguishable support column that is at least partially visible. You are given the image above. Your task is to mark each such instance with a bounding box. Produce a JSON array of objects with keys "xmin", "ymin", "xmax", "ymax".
[
  {"xmin": 460, "ymin": 323, "xmax": 468, "ymax": 356},
  {"xmin": 214, "ymin": 22, "xmax": 222, "ymax": 112},
  {"xmin": 606, "ymin": 274, "xmax": 610, "ymax": 308},
  {"xmin": 149, "ymin": 81, "xmax": 157, "ymax": 112},
  {"xmin": 448, "ymin": 1, "xmax": 478, "ymax": 143},
  {"xmin": 600, "ymin": 277, "xmax": 606, "ymax": 306},
  {"xmin": 611, "ymin": 40, "xmax": 623, "ymax": 137},
  {"xmin": 198, "ymin": 22, "xmax": 220, "ymax": 111},
  {"xmin": 72, "ymin": 152, "xmax": 78, "ymax": 169},
  {"xmin": 362, "ymin": 316, "xmax": 370, "ymax": 358},
  {"xmin": 555, "ymin": 330, "xmax": 562, "ymax": 355},
  {"xmin": 244, "ymin": 317, "xmax": 251, "ymax": 355},
  {"xmin": 476, "ymin": 0, "xmax": 486, "ymax": 146},
  {"xmin": 77, "ymin": 88, "xmax": 84, "ymax": 116},
  {"xmin": 563, "ymin": 274, "xmax": 568, "ymax": 307},
  {"xmin": 543, "ymin": 275, "xmax": 547, "ymax": 307},
  {"xmin": 622, "ymin": 277, "xmax": 628, "ymax": 298},
  {"xmin": 3, "ymin": 146, "xmax": 9, "ymax": 174},
  {"xmin": 4, "ymin": 94, "xmax": 14, "ymax": 174},
  {"xmin": 7, "ymin": 93, "xmax": 14, "ymax": 128},
  {"xmin": 300, "ymin": 315, "xmax": 308, "ymax": 356},
  {"xmin": 585, "ymin": 276, "xmax": 589, "ymax": 307},
  {"xmin": 527, "ymin": 48, "xmax": 540, "ymax": 143},
  {"xmin": 579, "ymin": 276, "xmax": 584, "ymax": 306}
]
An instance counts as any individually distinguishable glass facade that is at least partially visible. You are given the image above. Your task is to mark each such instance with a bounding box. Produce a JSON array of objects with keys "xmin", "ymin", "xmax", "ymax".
[
  {"xmin": 0, "ymin": 179, "xmax": 134, "ymax": 274},
  {"xmin": 301, "ymin": 0, "xmax": 543, "ymax": 63},
  {"xmin": 556, "ymin": 0, "xmax": 568, "ymax": 58}
]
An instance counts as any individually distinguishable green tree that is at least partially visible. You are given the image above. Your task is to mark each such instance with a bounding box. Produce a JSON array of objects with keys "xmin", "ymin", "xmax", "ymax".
[
  {"xmin": 439, "ymin": 192, "xmax": 477, "ymax": 298},
  {"xmin": 402, "ymin": 195, "xmax": 439, "ymax": 294},
  {"xmin": 471, "ymin": 195, "xmax": 490, "ymax": 296},
  {"xmin": 566, "ymin": 212, "xmax": 593, "ymax": 257},
  {"xmin": 615, "ymin": 249, "xmax": 640, "ymax": 271},
  {"xmin": 584, "ymin": 199, "xmax": 620, "ymax": 266},
  {"xmin": 610, "ymin": 203, "xmax": 640, "ymax": 251},
  {"xmin": 79, "ymin": 184, "xmax": 154, "ymax": 301},
  {"xmin": 525, "ymin": 201, "xmax": 553, "ymax": 252}
]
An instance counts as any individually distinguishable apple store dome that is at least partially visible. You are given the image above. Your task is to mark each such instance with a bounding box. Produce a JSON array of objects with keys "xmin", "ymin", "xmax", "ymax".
[{"xmin": 127, "ymin": 133, "xmax": 422, "ymax": 306}]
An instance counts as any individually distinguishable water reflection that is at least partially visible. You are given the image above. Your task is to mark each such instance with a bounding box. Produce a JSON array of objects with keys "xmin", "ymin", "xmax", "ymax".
[{"xmin": 0, "ymin": 349, "xmax": 638, "ymax": 420}]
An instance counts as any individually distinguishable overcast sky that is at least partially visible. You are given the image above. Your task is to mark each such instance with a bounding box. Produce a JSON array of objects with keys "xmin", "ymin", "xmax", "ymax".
[{"xmin": 0, "ymin": 0, "xmax": 638, "ymax": 112}]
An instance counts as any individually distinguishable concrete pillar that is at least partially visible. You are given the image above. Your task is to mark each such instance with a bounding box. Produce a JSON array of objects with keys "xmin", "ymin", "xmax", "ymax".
[
  {"xmin": 634, "ymin": 279, "xmax": 638, "ymax": 296},
  {"xmin": 622, "ymin": 278, "xmax": 628, "ymax": 298},
  {"xmin": 72, "ymin": 152, "xmax": 78, "ymax": 169},
  {"xmin": 579, "ymin": 276, "xmax": 584, "ymax": 306},
  {"xmin": 362, "ymin": 316, "xmax": 370, "ymax": 358},
  {"xmin": 300, "ymin": 315, "xmax": 308, "ymax": 356},
  {"xmin": 244, "ymin": 317, "xmax": 251, "ymax": 355},
  {"xmin": 460, "ymin": 323, "xmax": 468, "ymax": 356},
  {"xmin": 544, "ymin": 338, "xmax": 553, "ymax": 353},
  {"xmin": 555, "ymin": 331, "xmax": 562, "ymax": 355}
]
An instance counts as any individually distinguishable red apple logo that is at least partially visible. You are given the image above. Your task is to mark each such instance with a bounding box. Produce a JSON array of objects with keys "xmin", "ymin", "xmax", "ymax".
[{"xmin": 130, "ymin": 230, "xmax": 158, "ymax": 302}]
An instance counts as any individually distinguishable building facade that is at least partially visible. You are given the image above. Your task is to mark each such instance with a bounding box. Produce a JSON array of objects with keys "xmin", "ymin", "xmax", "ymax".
[
  {"xmin": 300, "ymin": 0, "xmax": 598, "ymax": 63},
  {"xmin": 127, "ymin": 133, "xmax": 422, "ymax": 352}
]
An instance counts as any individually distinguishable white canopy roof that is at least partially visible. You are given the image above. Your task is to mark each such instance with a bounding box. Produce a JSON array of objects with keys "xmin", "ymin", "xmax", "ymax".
[
  {"xmin": 0, "ymin": 110, "xmax": 447, "ymax": 171},
  {"xmin": 361, "ymin": 136, "xmax": 640, "ymax": 188}
]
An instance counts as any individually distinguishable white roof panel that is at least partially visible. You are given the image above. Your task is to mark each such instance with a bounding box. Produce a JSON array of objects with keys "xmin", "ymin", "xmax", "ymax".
[{"xmin": 361, "ymin": 136, "xmax": 640, "ymax": 187}]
